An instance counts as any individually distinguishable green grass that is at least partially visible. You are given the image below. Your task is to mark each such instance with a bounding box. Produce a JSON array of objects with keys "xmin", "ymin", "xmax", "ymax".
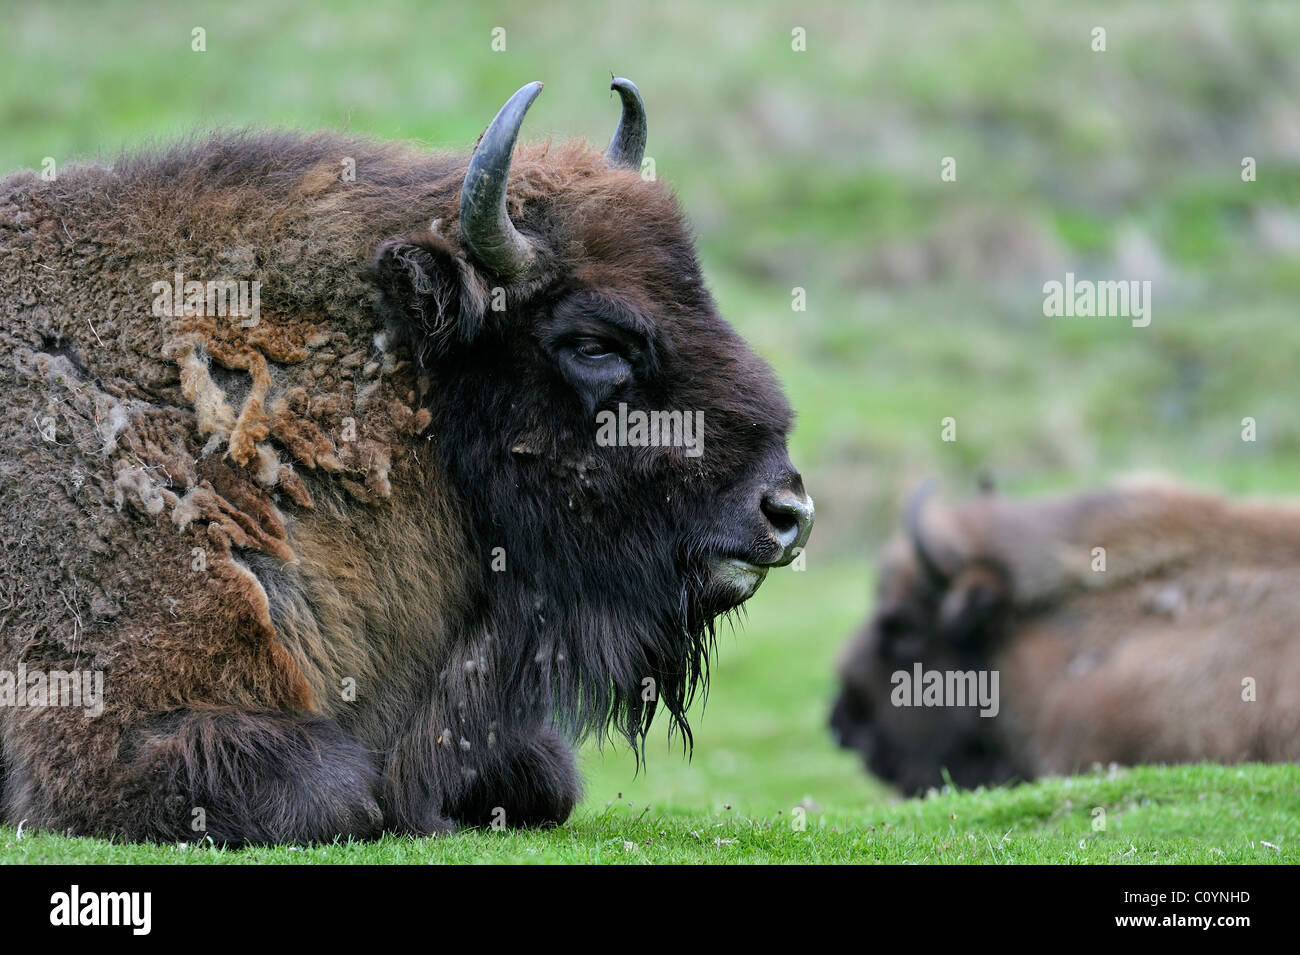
[{"xmin": 5, "ymin": 764, "xmax": 1294, "ymax": 864}]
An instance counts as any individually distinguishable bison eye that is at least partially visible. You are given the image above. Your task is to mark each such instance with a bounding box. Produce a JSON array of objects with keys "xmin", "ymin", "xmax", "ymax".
[
  {"xmin": 555, "ymin": 336, "xmax": 633, "ymax": 398},
  {"xmin": 565, "ymin": 336, "xmax": 629, "ymax": 373},
  {"xmin": 575, "ymin": 338, "xmax": 619, "ymax": 360}
]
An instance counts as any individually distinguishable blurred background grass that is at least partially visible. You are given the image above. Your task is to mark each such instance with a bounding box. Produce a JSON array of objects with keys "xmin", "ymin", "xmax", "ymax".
[{"xmin": 5, "ymin": 0, "xmax": 1299, "ymax": 817}]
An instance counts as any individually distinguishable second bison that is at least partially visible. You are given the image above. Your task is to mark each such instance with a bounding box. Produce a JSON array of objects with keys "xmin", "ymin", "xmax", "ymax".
[{"xmin": 831, "ymin": 478, "xmax": 1300, "ymax": 793}]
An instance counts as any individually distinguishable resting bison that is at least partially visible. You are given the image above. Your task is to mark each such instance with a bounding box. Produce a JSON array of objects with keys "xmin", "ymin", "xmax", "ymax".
[
  {"xmin": 0, "ymin": 79, "xmax": 813, "ymax": 843},
  {"xmin": 830, "ymin": 478, "xmax": 1300, "ymax": 794}
]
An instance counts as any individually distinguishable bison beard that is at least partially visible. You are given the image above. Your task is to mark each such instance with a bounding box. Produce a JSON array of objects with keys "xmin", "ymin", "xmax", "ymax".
[
  {"xmin": 0, "ymin": 80, "xmax": 813, "ymax": 844},
  {"xmin": 436, "ymin": 343, "xmax": 737, "ymax": 753}
]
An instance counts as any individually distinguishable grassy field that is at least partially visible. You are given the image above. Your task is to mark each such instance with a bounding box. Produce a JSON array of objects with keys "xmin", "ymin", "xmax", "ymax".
[
  {"xmin": 5, "ymin": 765, "xmax": 1296, "ymax": 864},
  {"xmin": 3, "ymin": 0, "xmax": 1299, "ymax": 863}
]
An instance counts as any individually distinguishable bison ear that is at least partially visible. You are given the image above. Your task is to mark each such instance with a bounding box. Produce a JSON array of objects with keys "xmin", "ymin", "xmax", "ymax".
[
  {"xmin": 937, "ymin": 563, "xmax": 1010, "ymax": 651},
  {"xmin": 369, "ymin": 232, "xmax": 490, "ymax": 360}
]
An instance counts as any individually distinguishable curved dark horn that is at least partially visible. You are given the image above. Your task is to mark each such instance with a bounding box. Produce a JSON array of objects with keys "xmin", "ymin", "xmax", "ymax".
[
  {"xmin": 905, "ymin": 479, "xmax": 951, "ymax": 590},
  {"xmin": 459, "ymin": 81, "xmax": 542, "ymax": 278},
  {"xmin": 605, "ymin": 77, "xmax": 647, "ymax": 170}
]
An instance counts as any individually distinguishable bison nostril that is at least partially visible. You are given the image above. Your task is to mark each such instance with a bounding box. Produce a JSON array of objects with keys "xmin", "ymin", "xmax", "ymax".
[
  {"xmin": 765, "ymin": 503, "xmax": 798, "ymax": 537},
  {"xmin": 760, "ymin": 486, "xmax": 815, "ymax": 560}
]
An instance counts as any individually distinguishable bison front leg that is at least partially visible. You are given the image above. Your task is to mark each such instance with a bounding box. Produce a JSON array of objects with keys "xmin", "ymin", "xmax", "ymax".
[
  {"xmin": 447, "ymin": 726, "xmax": 582, "ymax": 830},
  {"xmin": 6, "ymin": 707, "xmax": 384, "ymax": 846}
]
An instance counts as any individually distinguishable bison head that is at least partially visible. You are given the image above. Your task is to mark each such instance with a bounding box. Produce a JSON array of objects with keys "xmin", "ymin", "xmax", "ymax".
[
  {"xmin": 830, "ymin": 483, "xmax": 1024, "ymax": 793},
  {"xmin": 369, "ymin": 80, "xmax": 813, "ymax": 747}
]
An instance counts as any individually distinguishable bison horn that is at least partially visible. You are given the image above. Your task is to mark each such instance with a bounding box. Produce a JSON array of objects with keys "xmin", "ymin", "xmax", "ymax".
[
  {"xmin": 905, "ymin": 479, "xmax": 953, "ymax": 590},
  {"xmin": 460, "ymin": 81, "xmax": 542, "ymax": 279},
  {"xmin": 605, "ymin": 77, "xmax": 647, "ymax": 170}
]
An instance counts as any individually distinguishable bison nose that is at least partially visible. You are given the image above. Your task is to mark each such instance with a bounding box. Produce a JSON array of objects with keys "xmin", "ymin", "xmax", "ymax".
[{"xmin": 760, "ymin": 480, "xmax": 814, "ymax": 565}]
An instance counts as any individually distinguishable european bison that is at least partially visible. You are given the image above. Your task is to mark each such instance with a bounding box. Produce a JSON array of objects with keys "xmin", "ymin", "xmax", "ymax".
[
  {"xmin": 0, "ymin": 79, "xmax": 813, "ymax": 843},
  {"xmin": 830, "ymin": 478, "xmax": 1300, "ymax": 794}
]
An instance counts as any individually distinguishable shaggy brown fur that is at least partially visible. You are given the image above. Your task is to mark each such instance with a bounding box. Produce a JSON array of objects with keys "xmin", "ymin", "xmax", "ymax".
[
  {"xmin": 0, "ymin": 119, "xmax": 809, "ymax": 843},
  {"xmin": 830, "ymin": 478, "xmax": 1300, "ymax": 793}
]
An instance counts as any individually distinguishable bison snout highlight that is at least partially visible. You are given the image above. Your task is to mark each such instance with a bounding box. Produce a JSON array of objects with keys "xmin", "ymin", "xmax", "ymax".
[{"xmin": 760, "ymin": 478, "xmax": 814, "ymax": 565}]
